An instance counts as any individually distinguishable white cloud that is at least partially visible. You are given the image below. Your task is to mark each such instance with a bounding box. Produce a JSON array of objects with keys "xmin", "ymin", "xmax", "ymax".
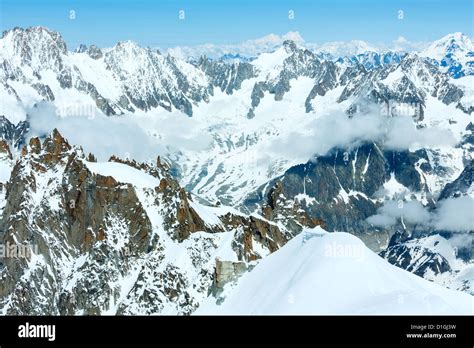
[
  {"xmin": 26, "ymin": 102, "xmax": 213, "ymax": 162},
  {"xmin": 447, "ymin": 232, "xmax": 474, "ymax": 249},
  {"xmin": 164, "ymin": 31, "xmax": 431, "ymax": 61},
  {"xmin": 433, "ymin": 196, "xmax": 474, "ymax": 232},
  {"xmin": 384, "ymin": 116, "xmax": 457, "ymax": 150},
  {"xmin": 165, "ymin": 31, "xmax": 305, "ymax": 60},
  {"xmin": 366, "ymin": 213, "xmax": 397, "ymax": 228},
  {"xmin": 367, "ymin": 196, "xmax": 474, "ymax": 232},
  {"xmin": 367, "ymin": 200, "xmax": 431, "ymax": 228},
  {"xmin": 264, "ymin": 108, "xmax": 457, "ymax": 163},
  {"xmin": 389, "ymin": 36, "xmax": 429, "ymax": 52}
]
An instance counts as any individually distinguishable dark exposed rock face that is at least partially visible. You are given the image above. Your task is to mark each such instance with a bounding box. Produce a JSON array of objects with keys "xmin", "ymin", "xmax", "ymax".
[
  {"xmin": 211, "ymin": 260, "xmax": 247, "ymax": 297},
  {"xmin": 73, "ymin": 74, "xmax": 117, "ymax": 115},
  {"xmin": 462, "ymin": 122, "xmax": 474, "ymax": 148},
  {"xmin": 86, "ymin": 45, "xmax": 103, "ymax": 60},
  {"xmin": 31, "ymin": 83, "xmax": 54, "ymax": 101},
  {"xmin": 260, "ymin": 181, "xmax": 325, "ymax": 240},
  {"xmin": 438, "ymin": 160, "xmax": 474, "ymax": 200},
  {"xmin": 244, "ymin": 143, "xmax": 436, "ymax": 251},
  {"xmin": 197, "ymin": 57, "xmax": 257, "ymax": 95},
  {"xmin": 0, "ymin": 116, "xmax": 29, "ymax": 150},
  {"xmin": 75, "ymin": 44, "xmax": 87, "ymax": 53},
  {"xmin": 381, "ymin": 242, "xmax": 452, "ymax": 277}
]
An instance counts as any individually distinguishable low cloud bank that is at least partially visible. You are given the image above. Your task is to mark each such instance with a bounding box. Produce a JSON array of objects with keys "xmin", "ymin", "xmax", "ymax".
[
  {"xmin": 266, "ymin": 110, "xmax": 457, "ymax": 162},
  {"xmin": 26, "ymin": 102, "xmax": 212, "ymax": 162},
  {"xmin": 367, "ymin": 196, "xmax": 474, "ymax": 232}
]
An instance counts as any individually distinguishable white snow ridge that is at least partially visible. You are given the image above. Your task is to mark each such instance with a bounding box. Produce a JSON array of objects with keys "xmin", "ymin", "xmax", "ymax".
[{"xmin": 197, "ymin": 227, "xmax": 473, "ymax": 315}]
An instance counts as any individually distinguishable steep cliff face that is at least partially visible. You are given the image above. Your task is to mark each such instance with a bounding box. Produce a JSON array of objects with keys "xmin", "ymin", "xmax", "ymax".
[
  {"xmin": 243, "ymin": 143, "xmax": 442, "ymax": 251},
  {"xmin": 378, "ymin": 158, "xmax": 474, "ymax": 294},
  {"xmin": 380, "ymin": 233, "xmax": 473, "ymax": 295},
  {"xmin": 0, "ymin": 116, "xmax": 28, "ymax": 150},
  {"xmin": 0, "ymin": 130, "xmax": 300, "ymax": 315},
  {"xmin": 438, "ymin": 160, "xmax": 474, "ymax": 200}
]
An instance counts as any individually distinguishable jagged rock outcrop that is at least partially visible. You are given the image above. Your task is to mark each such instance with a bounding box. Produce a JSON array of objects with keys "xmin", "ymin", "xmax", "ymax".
[
  {"xmin": 381, "ymin": 243, "xmax": 452, "ymax": 277},
  {"xmin": 103, "ymin": 41, "xmax": 211, "ymax": 116},
  {"xmin": 438, "ymin": 159, "xmax": 473, "ymax": 200},
  {"xmin": 337, "ymin": 54, "xmax": 464, "ymax": 117},
  {"xmin": 0, "ymin": 129, "xmax": 308, "ymax": 314},
  {"xmin": 211, "ymin": 260, "xmax": 247, "ymax": 297},
  {"xmin": 0, "ymin": 116, "xmax": 29, "ymax": 150},
  {"xmin": 0, "ymin": 140, "xmax": 12, "ymax": 160},
  {"xmin": 197, "ymin": 57, "xmax": 256, "ymax": 95}
]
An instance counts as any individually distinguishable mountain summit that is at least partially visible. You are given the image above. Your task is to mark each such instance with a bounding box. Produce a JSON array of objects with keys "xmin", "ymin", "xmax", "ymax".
[{"xmin": 421, "ymin": 32, "xmax": 474, "ymax": 78}]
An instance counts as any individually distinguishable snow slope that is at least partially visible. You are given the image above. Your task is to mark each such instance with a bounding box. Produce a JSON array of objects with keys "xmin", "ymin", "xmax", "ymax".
[
  {"xmin": 420, "ymin": 32, "xmax": 474, "ymax": 77},
  {"xmin": 197, "ymin": 227, "xmax": 474, "ymax": 315},
  {"xmin": 83, "ymin": 160, "xmax": 161, "ymax": 188}
]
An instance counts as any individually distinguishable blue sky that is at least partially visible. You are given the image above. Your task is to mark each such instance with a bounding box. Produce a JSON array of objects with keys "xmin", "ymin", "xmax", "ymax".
[{"xmin": 0, "ymin": 0, "xmax": 472, "ymax": 48}]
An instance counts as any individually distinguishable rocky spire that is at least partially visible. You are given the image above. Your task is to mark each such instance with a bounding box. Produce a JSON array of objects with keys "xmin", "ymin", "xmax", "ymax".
[{"xmin": 0, "ymin": 139, "xmax": 13, "ymax": 160}]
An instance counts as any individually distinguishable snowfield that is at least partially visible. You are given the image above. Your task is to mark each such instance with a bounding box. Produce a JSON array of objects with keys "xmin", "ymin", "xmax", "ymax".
[
  {"xmin": 197, "ymin": 227, "xmax": 474, "ymax": 315},
  {"xmin": 83, "ymin": 160, "xmax": 161, "ymax": 188}
]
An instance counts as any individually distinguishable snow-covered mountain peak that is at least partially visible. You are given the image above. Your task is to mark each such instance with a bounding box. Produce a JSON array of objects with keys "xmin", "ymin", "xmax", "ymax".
[
  {"xmin": 316, "ymin": 39, "xmax": 377, "ymax": 57},
  {"xmin": 1, "ymin": 26, "xmax": 66, "ymax": 49},
  {"xmin": 252, "ymin": 39, "xmax": 316, "ymax": 79},
  {"xmin": 423, "ymin": 32, "xmax": 474, "ymax": 59},
  {"xmin": 104, "ymin": 40, "xmax": 158, "ymax": 74},
  {"xmin": 0, "ymin": 26, "xmax": 67, "ymax": 71},
  {"xmin": 252, "ymin": 46, "xmax": 292, "ymax": 76},
  {"xmin": 421, "ymin": 32, "xmax": 474, "ymax": 78},
  {"xmin": 112, "ymin": 40, "xmax": 147, "ymax": 55},
  {"xmin": 282, "ymin": 39, "xmax": 299, "ymax": 53}
]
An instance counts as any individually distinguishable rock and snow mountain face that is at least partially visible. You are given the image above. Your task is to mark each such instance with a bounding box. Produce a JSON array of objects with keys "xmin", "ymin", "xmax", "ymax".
[
  {"xmin": 0, "ymin": 129, "xmax": 304, "ymax": 314},
  {"xmin": 0, "ymin": 26, "xmax": 473, "ymax": 314},
  {"xmin": 197, "ymin": 227, "xmax": 473, "ymax": 315},
  {"xmin": 1, "ymin": 27, "xmax": 472, "ymax": 124},
  {"xmin": 0, "ymin": 27, "xmax": 211, "ymax": 119},
  {"xmin": 420, "ymin": 32, "xmax": 474, "ymax": 78},
  {"xmin": 381, "ymin": 233, "xmax": 474, "ymax": 295},
  {"xmin": 335, "ymin": 51, "xmax": 406, "ymax": 71},
  {"xmin": 380, "ymin": 159, "xmax": 474, "ymax": 294}
]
